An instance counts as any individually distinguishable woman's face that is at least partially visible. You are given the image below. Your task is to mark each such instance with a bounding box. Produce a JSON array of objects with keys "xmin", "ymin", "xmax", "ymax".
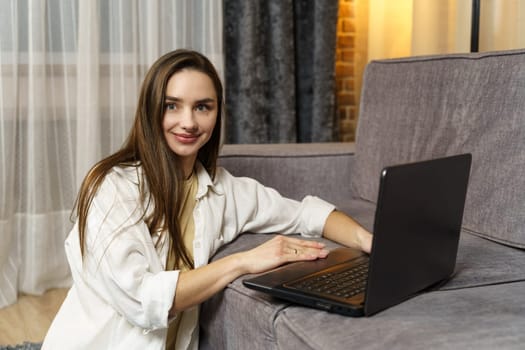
[{"xmin": 162, "ymin": 69, "xmax": 218, "ymax": 176}]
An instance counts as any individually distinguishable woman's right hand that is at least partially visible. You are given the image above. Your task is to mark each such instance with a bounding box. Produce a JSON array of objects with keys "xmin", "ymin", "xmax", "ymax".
[{"xmin": 238, "ymin": 235, "xmax": 329, "ymax": 275}]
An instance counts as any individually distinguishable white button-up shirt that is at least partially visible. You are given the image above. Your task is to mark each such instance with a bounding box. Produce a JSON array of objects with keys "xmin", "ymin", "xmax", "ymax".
[{"xmin": 43, "ymin": 162, "xmax": 335, "ymax": 350}]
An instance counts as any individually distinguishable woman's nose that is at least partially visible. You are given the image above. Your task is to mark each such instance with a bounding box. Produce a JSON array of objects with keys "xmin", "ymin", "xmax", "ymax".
[{"xmin": 180, "ymin": 108, "xmax": 197, "ymax": 130}]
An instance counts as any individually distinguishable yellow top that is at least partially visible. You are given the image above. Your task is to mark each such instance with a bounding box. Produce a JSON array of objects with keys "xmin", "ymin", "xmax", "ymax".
[{"xmin": 166, "ymin": 171, "xmax": 198, "ymax": 350}]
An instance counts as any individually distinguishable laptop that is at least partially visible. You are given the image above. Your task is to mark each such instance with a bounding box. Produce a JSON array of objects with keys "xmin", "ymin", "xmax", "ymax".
[{"xmin": 243, "ymin": 153, "xmax": 472, "ymax": 317}]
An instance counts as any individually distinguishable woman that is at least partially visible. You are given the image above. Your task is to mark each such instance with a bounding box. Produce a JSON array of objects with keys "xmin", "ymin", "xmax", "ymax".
[{"xmin": 43, "ymin": 49, "xmax": 372, "ymax": 349}]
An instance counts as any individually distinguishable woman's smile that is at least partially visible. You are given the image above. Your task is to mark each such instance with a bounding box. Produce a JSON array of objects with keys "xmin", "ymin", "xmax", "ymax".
[{"xmin": 173, "ymin": 132, "xmax": 202, "ymax": 144}]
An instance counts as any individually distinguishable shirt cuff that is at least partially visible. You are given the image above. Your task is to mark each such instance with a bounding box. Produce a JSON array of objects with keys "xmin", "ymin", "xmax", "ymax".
[
  {"xmin": 140, "ymin": 270, "xmax": 179, "ymax": 332},
  {"xmin": 300, "ymin": 195, "xmax": 336, "ymax": 238}
]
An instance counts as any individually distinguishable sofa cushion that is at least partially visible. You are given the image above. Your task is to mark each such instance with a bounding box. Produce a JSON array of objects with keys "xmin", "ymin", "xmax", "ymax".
[
  {"xmin": 351, "ymin": 49, "xmax": 525, "ymax": 248},
  {"xmin": 274, "ymin": 281, "xmax": 525, "ymax": 350},
  {"xmin": 446, "ymin": 231, "xmax": 525, "ymax": 290}
]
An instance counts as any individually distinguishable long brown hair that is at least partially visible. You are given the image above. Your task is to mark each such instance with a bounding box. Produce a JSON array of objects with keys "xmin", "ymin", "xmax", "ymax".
[{"xmin": 75, "ymin": 49, "xmax": 223, "ymax": 269}]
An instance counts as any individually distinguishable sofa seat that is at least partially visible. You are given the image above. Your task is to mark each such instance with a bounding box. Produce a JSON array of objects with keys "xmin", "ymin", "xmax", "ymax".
[{"xmin": 273, "ymin": 281, "xmax": 525, "ymax": 350}]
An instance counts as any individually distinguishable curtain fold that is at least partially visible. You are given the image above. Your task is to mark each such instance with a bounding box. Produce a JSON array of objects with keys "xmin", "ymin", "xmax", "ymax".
[
  {"xmin": 223, "ymin": 0, "xmax": 339, "ymax": 144},
  {"xmin": 0, "ymin": 0, "xmax": 223, "ymax": 309},
  {"xmin": 294, "ymin": 0, "xmax": 339, "ymax": 142}
]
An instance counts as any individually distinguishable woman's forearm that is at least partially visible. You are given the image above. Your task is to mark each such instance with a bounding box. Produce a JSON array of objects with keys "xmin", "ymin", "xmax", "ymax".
[
  {"xmin": 170, "ymin": 252, "xmax": 246, "ymax": 315},
  {"xmin": 322, "ymin": 210, "xmax": 372, "ymax": 253}
]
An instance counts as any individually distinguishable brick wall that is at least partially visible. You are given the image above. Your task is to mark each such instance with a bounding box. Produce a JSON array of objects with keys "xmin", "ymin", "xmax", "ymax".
[{"xmin": 336, "ymin": 0, "xmax": 357, "ymax": 142}]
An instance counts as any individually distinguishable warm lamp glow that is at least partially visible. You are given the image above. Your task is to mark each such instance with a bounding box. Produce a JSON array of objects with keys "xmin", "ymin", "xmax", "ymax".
[
  {"xmin": 368, "ymin": 0, "xmax": 413, "ymax": 60},
  {"xmin": 367, "ymin": 0, "xmax": 472, "ymax": 60}
]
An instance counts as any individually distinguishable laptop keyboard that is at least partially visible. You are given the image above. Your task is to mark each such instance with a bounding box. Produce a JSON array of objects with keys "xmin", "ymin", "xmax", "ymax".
[{"xmin": 285, "ymin": 258, "xmax": 369, "ymax": 299}]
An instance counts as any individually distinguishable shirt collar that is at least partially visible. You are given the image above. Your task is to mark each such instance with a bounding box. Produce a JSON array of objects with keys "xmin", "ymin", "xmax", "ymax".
[{"xmin": 194, "ymin": 161, "xmax": 223, "ymax": 199}]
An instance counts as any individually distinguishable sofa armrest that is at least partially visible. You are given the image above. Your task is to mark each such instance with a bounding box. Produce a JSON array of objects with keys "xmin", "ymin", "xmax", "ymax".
[{"xmin": 218, "ymin": 142, "xmax": 356, "ymax": 208}]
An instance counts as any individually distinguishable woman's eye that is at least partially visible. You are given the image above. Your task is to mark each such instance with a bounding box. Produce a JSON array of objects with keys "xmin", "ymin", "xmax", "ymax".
[
  {"xmin": 195, "ymin": 104, "xmax": 210, "ymax": 112},
  {"xmin": 165, "ymin": 103, "xmax": 176, "ymax": 111}
]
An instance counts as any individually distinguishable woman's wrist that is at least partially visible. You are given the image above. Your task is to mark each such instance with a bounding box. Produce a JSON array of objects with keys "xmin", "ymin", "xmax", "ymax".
[{"xmin": 356, "ymin": 226, "xmax": 373, "ymax": 253}]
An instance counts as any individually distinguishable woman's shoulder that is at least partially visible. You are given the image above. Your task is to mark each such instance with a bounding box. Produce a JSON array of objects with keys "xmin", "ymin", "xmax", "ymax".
[
  {"xmin": 109, "ymin": 163, "xmax": 142, "ymax": 184},
  {"xmin": 96, "ymin": 163, "xmax": 143, "ymax": 199}
]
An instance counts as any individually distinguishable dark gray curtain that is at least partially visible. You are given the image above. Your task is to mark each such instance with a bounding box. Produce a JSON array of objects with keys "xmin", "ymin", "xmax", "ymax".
[{"xmin": 224, "ymin": 0, "xmax": 339, "ymax": 144}]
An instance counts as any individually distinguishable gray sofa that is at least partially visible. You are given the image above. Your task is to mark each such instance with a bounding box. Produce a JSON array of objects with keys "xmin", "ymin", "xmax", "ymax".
[{"xmin": 200, "ymin": 49, "xmax": 525, "ymax": 349}]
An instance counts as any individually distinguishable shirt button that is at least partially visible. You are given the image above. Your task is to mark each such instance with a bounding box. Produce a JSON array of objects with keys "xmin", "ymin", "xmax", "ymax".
[{"xmin": 194, "ymin": 242, "xmax": 201, "ymax": 249}]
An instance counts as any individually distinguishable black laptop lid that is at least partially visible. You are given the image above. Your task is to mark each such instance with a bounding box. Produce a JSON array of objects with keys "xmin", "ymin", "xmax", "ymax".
[{"xmin": 364, "ymin": 154, "xmax": 472, "ymax": 315}]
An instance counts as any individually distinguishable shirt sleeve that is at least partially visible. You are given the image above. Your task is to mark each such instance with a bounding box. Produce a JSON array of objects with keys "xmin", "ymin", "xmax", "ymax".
[
  {"xmin": 81, "ymin": 168, "xmax": 178, "ymax": 331},
  {"xmin": 216, "ymin": 167, "xmax": 336, "ymax": 240}
]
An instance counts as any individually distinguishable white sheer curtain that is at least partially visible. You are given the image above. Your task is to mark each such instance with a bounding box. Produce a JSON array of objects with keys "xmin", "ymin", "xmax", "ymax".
[{"xmin": 0, "ymin": 0, "xmax": 223, "ymax": 308}]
